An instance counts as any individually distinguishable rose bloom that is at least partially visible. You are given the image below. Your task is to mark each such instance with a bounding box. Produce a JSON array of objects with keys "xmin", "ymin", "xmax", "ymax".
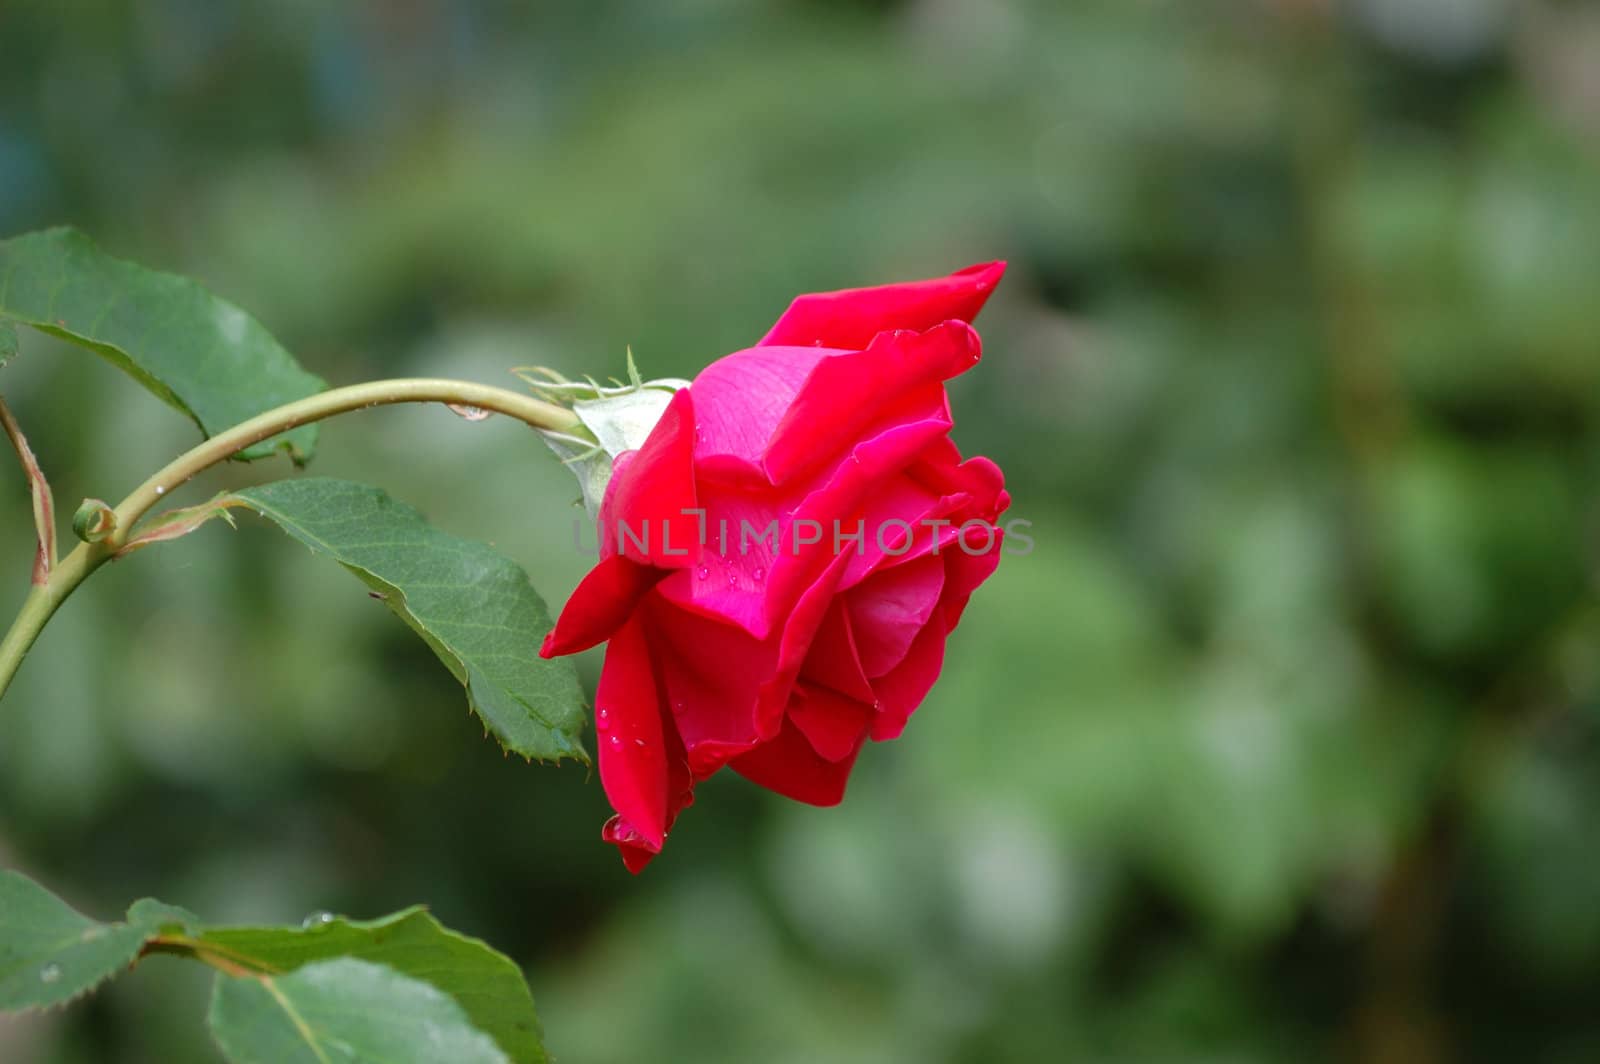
[{"xmin": 541, "ymin": 264, "xmax": 1011, "ymax": 871}]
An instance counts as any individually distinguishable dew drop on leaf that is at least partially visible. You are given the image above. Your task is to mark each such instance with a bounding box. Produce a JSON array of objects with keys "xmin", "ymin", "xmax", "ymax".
[
  {"xmin": 300, "ymin": 911, "xmax": 335, "ymax": 929},
  {"xmin": 39, "ymin": 964, "xmax": 61, "ymax": 984}
]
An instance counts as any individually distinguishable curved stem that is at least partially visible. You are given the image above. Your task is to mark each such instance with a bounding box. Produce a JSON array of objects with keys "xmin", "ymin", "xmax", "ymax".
[
  {"xmin": 0, "ymin": 542, "xmax": 106, "ymax": 699},
  {"xmin": 0, "ymin": 378, "xmax": 584, "ymax": 699},
  {"xmin": 109, "ymin": 378, "xmax": 581, "ymax": 546}
]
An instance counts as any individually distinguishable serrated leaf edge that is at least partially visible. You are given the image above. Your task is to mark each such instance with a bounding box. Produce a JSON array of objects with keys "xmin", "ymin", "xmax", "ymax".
[{"xmin": 232, "ymin": 489, "xmax": 590, "ymax": 766}]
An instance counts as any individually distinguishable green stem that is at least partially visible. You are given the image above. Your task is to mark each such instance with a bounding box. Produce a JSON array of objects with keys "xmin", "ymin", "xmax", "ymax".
[
  {"xmin": 0, "ymin": 543, "xmax": 105, "ymax": 700},
  {"xmin": 0, "ymin": 377, "xmax": 583, "ymax": 699}
]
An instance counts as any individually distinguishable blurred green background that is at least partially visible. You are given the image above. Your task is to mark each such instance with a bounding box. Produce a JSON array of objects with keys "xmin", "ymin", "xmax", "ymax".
[{"xmin": 3, "ymin": 0, "xmax": 1600, "ymax": 1060}]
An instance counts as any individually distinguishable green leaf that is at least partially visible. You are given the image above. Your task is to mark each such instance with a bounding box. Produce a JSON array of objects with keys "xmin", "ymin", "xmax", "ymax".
[
  {"xmin": 126, "ymin": 899, "xmax": 206, "ymax": 932},
  {"xmin": 0, "ymin": 870, "xmax": 155, "ymax": 1010},
  {"xmin": 198, "ymin": 909, "xmax": 546, "ymax": 1063},
  {"xmin": 2, "ymin": 873, "xmax": 547, "ymax": 1062},
  {"xmin": 207, "ymin": 957, "xmax": 510, "ymax": 1064},
  {"xmin": 0, "ymin": 320, "xmax": 16, "ymax": 367},
  {"xmin": 215, "ymin": 477, "xmax": 589, "ymax": 763},
  {"xmin": 0, "ymin": 228, "xmax": 326, "ymax": 460}
]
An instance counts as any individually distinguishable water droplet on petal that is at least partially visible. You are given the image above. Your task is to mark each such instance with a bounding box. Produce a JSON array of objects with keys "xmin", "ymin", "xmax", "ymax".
[
  {"xmin": 726, "ymin": 573, "xmax": 737, "ymax": 588},
  {"xmin": 596, "ymin": 708, "xmax": 611, "ymax": 730},
  {"xmin": 39, "ymin": 964, "xmax": 61, "ymax": 984},
  {"xmin": 633, "ymin": 738, "xmax": 646, "ymax": 748},
  {"xmin": 752, "ymin": 567, "xmax": 765, "ymax": 582},
  {"xmin": 696, "ymin": 566, "xmax": 709, "ymax": 580},
  {"xmin": 447, "ymin": 403, "xmax": 492, "ymax": 421},
  {"xmin": 609, "ymin": 735, "xmax": 623, "ymax": 750}
]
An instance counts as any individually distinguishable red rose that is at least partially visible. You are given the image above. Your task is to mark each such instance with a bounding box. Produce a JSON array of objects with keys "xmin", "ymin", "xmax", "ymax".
[{"xmin": 540, "ymin": 263, "xmax": 1011, "ymax": 871}]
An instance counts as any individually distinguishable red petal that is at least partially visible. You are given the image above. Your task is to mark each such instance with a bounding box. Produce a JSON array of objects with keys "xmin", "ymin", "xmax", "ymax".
[
  {"xmin": 941, "ymin": 524, "xmax": 1005, "ymax": 628},
  {"xmin": 758, "ymin": 261, "xmax": 1006, "ymax": 350},
  {"xmin": 846, "ymin": 554, "xmax": 946, "ymax": 678},
  {"xmin": 762, "ymin": 322, "xmax": 979, "ymax": 485},
  {"xmin": 603, "ymin": 816, "xmax": 662, "ymax": 874},
  {"xmin": 787, "ymin": 683, "xmax": 874, "ymax": 762},
  {"xmin": 799, "ymin": 599, "xmax": 877, "ymax": 704},
  {"xmin": 651, "ymin": 484, "xmax": 785, "ymax": 638},
  {"xmin": 646, "ymin": 595, "xmax": 775, "ymax": 777},
  {"xmin": 760, "ymin": 544, "xmax": 858, "ymax": 738},
  {"xmin": 653, "ymin": 408, "xmax": 947, "ymax": 640},
  {"xmin": 598, "ymin": 389, "xmax": 699, "ymax": 568},
  {"xmin": 687, "ymin": 345, "xmax": 832, "ymax": 474},
  {"xmin": 541, "ymin": 554, "xmax": 665, "ymax": 658},
  {"xmin": 756, "ymin": 410, "xmax": 951, "ymax": 629},
  {"xmin": 908, "ymin": 453, "xmax": 1008, "ymax": 521},
  {"xmin": 730, "ymin": 713, "xmax": 866, "ymax": 806},
  {"xmin": 595, "ymin": 615, "xmax": 670, "ymax": 853},
  {"xmin": 868, "ymin": 612, "xmax": 949, "ymax": 742},
  {"xmin": 832, "ymin": 472, "xmax": 944, "ymax": 590}
]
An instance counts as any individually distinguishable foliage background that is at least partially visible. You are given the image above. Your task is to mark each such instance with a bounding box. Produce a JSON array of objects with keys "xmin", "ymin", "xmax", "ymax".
[{"xmin": 3, "ymin": 1, "xmax": 1599, "ymax": 1060}]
